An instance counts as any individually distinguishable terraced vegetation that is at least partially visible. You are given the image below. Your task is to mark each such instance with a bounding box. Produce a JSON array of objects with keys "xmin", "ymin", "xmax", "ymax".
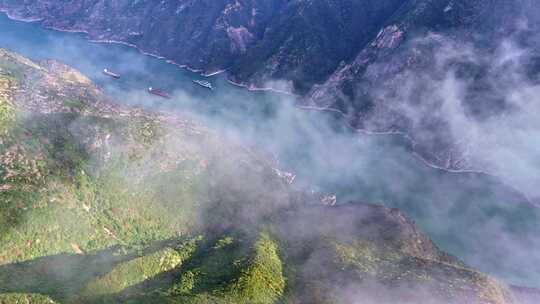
[{"xmin": 0, "ymin": 49, "xmax": 521, "ymax": 303}]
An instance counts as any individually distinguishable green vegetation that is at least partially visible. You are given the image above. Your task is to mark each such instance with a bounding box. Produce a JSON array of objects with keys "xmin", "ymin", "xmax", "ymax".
[
  {"xmin": 82, "ymin": 246, "xmax": 194, "ymax": 298},
  {"xmin": 0, "ymin": 110, "xmax": 210, "ymax": 263},
  {"xmin": 0, "ymin": 50, "xmax": 289, "ymax": 302},
  {"xmin": 230, "ymin": 233, "xmax": 285, "ymax": 304},
  {"xmin": 0, "ymin": 293, "xmax": 57, "ymax": 303},
  {"xmin": 0, "ymin": 49, "xmax": 515, "ymax": 304},
  {"xmin": 169, "ymin": 235, "xmax": 251, "ymax": 300},
  {"xmin": 0, "ymin": 76, "xmax": 15, "ymax": 134},
  {"xmin": 162, "ymin": 233, "xmax": 284, "ymax": 304},
  {"xmin": 63, "ymin": 99, "xmax": 89, "ymax": 111},
  {"xmin": 333, "ymin": 240, "xmax": 391, "ymax": 276}
]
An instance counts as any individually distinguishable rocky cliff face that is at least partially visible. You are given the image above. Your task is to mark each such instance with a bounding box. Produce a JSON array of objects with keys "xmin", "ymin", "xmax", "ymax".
[
  {"xmin": 0, "ymin": 48, "xmax": 530, "ymax": 303},
  {"xmin": 0, "ymin": 0, "xmax": 286, "ymax": 78},
  {"xmin": 306, "ymin": 0, "xmax": 540, "ymax": 171},
  {"xmin": 0, "ymin": 0, "xmax": 406, "ymax": 92}
]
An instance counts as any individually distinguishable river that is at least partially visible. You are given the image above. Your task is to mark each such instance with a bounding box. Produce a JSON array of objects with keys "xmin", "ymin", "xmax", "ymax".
[{"xmin": 0, "ymin": 13, "xmax": 538, "ymax": 288}]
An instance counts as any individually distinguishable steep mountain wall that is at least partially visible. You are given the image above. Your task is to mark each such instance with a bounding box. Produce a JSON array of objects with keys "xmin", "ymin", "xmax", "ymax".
[{"xmin": 0, "ymin": 0, "xmax": 406, "ymax": 93}]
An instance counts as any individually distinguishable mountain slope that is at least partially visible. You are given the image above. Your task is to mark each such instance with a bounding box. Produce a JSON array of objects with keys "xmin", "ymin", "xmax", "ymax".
[
  {"xmin": 0, "ymin": 0, "xmax": 406, "ymax": 92},
  {"xmin": 2, "ymin": 0, "xmax": 539, "ymax": 178},
  {"xmin": 306, "ymin": 0, "xmax": 540, "ymax": 171},
  {"xmin": 0, "ymin": 49, "xmax": 528, "ymax": 303}
]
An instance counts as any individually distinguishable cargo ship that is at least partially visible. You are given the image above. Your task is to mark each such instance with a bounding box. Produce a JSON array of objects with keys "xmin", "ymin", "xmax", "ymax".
[
  {"xmin": 103, "ymin": 68, "xmax": 120, "ymax": 79},
  {"xmin": 193, "ymin": 80, "xmax": 214, "ymax": 90},
  {"xmin": 148, "ymin": 87, "xmax": 171, "ymax": 99}
]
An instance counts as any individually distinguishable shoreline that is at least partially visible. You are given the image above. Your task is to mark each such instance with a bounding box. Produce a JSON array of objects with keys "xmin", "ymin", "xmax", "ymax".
[
  {"xmin": 0, "ymin": 9, "xmax": 535, "ymax": 208},
  {"xmin": 0, "ymin": 10, "xmax": 295, "ymax": 96},
  {"xmin": 0, "ymin": 8, "xmax": 43, "ymax": 22},
  {"xmin": 297, "ymin": 105, "xmax": 537, "ymax": 208},
  {"xmin": 227, "ymin": 78, "xmax": 298, "ymax": 96}
]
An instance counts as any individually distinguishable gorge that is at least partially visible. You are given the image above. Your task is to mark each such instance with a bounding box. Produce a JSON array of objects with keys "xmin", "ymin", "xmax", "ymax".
[{"xmin": 1, "ymin": 0, "xmax": 540, "ymax": 303}]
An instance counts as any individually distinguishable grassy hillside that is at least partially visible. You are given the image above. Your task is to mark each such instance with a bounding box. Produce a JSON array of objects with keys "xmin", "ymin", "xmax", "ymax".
[{"xmin": 0, "ymin": 49, "xmax": 518, "ymax": 304}]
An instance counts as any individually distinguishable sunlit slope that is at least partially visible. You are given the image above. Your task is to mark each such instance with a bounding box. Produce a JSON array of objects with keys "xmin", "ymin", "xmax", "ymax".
[{"xmin": 0, "ymin": 49, "xmax": 520, "ymax": 303}]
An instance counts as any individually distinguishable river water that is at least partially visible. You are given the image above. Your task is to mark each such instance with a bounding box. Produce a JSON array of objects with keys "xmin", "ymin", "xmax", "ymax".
[{"xmin": 0, "ymin": 13, "xmax": 538, "ymax": 287}]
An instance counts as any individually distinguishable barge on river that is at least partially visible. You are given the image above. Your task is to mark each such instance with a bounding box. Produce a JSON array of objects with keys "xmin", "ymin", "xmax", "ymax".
[
  {"xmin": 148, "ymin": 87, "xmax": 171, "ymax": 99},
  {"xmin": 103, "ymin": 68, "xmax": 120, "ymax": 79},
  {"xmin": 193, "ymin": 80, "xmax": 214, "ymax": 90}
]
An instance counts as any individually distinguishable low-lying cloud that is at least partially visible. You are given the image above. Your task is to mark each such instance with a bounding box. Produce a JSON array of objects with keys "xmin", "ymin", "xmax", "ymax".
[{"xmin": 2, "ymin": 9, "xmax": 540, "ymax": 295}]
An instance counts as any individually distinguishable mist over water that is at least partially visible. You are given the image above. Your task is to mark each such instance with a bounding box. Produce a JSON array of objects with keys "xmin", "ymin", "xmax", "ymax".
[{"xmin": 1, "ymin": 13, "xmax": 539, "ymax": 288}]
